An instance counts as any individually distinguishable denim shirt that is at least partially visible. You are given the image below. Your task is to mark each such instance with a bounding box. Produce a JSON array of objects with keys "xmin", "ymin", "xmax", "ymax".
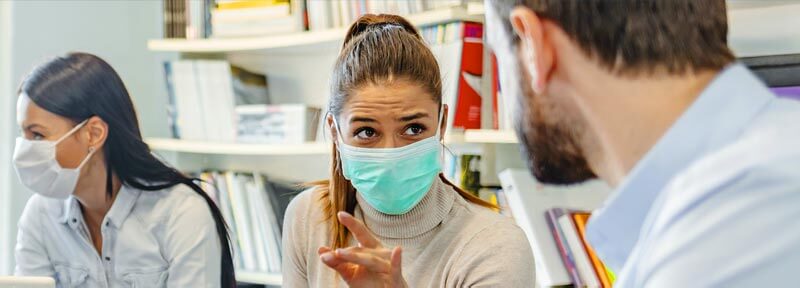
[
  {"xmin": 15, "ymin": 184, "xmax": 221, "ymax": 288},
  {"xmin": 586, "ymin": 63, "xmax": 800, "ymax": 287}
]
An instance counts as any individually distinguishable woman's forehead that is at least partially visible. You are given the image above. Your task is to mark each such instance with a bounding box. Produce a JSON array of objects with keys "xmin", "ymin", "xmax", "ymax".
[{"xmin": 16, "ymin": 93, "xmax": 69, "ymax": 129}]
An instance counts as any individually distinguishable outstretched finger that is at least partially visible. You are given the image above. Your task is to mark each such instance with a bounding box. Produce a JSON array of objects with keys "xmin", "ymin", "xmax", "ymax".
[
  {"xmin": 391, "ymin": 246, "xmax": 404, "ymax": 280},
  {"xmin": 334, "ymin": 248, "xmax": 392, "ymax": 274},
  {"xmin": 338, "ymin": 211, "xmax": 381, "ymax": 248}
]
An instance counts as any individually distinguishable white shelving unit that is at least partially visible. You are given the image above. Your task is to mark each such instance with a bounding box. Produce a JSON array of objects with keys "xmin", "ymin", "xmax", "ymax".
[
  {"xmin": 148, "ymin": 5, "xmax": 484, "ymax": 53},
  {"xmin": 236, "ymin": 271, "xmax": 283, "ymax": 286},
  {"xmin": 146, "ymin": 130, "xmax": 517, "ymax": 156},
  {"xmin": 147, "ymin": 4, "xmax": 521, "ymax": 286},
  {"xmin": 464, "ymin": 129, "xmax": 518, "ymax": 144},
  {"xmin": 146, "ymin": 137, "xmax": 330, "ymax": 156}
]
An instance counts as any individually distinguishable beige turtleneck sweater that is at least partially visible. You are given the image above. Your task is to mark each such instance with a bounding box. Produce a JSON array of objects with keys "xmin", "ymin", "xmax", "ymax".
[{"xmin": 281, "ymin": 177, "xmax": 536, "ymax": 287}]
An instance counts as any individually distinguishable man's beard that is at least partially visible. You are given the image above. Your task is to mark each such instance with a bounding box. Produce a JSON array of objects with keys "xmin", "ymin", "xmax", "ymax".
[{"xmin": 514, "ymin": 63, "xmax": 596, "ymax": 185}]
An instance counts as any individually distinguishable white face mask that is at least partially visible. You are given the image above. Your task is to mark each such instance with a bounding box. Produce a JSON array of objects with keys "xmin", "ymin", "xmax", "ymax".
[{"xmin": 13, "ymin": 120, "xmax": 96, "ymax": 199}]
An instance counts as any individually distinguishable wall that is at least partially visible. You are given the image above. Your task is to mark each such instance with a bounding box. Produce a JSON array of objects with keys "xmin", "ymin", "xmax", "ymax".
[
  {"xmin": 729, "ymin": 3, "xmax": 800, "ymax": 57},
  {"xmin": 0, "ymin": 0, "xmax": 164, "ymax": 274},
  {"xmin": 0, "ymin": 0, "xmax": 14, "ymax": 275}
]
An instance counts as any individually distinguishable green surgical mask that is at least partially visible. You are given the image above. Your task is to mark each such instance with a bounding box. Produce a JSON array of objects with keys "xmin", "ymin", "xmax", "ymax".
[{"xmin": 334, "ymin": 111, "xmax": 443, "ymax": 215}]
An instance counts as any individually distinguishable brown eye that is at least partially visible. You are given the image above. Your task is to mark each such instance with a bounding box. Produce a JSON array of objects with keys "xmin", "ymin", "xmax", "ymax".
[
  {"xmin": 355, "ymin": 128, "xmax": 377, "ymax": 139},
  {"xmin": 403, "ymin": 124, "xmax": 426, "ymax": 136}
]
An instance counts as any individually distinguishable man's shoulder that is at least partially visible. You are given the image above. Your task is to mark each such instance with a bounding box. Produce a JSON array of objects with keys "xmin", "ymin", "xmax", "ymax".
[
  {"xmin": 659, "ymin": 108, "xmax": 800, "ymax": 219},
  {"xmin": 633, "ymin": 112, "xmax": 800, "ymax": 286}
]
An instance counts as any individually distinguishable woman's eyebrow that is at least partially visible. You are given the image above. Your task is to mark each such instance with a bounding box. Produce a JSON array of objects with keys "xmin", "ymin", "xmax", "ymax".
[
  {"xmin": 24, "ymin": 123, "xmax": 44, "ymax": 131},
  {"xmin": 350, "ymin": 116, "xmax": 377, "ymax": 124},
  {"xmin": 397, "ymin": 112, "xmax": 429, "ymax": 122}
]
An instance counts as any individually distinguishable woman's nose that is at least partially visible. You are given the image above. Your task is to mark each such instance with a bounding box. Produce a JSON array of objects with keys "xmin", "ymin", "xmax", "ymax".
[{"xmin": 379, "ymin": 136, "xmax": 399, "ymax": 149}]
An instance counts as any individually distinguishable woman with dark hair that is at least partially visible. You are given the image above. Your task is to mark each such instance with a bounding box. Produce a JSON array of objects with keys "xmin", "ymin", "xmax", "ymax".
[
  {"xmin": 12, "ymin": 52, "xmax": 235, "ymax": 288},
  {"xmin": 281, "ymin": 15, "xmax": 535, "ymax": 287}
]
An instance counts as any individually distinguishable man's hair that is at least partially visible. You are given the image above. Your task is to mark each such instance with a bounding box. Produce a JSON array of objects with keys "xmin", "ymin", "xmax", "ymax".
[{"xmin": 489, "ymin": 0, "xmax": 735, "ymax": 75}]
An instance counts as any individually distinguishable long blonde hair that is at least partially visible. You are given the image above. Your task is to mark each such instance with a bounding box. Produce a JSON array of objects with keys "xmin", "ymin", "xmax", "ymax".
[{"xmin": 311, "ymin": 14, "xmax": 497, "ymax": 250}]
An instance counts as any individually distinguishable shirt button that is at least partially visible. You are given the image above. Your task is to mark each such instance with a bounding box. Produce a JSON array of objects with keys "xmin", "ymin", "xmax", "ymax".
[
  {"xmin": 72, "ymin": 219, "xmax": 77, "ymax": 223},
  {"xmin": 105, "ymin": 257, "xmax": 111, "ymax": 261},
  {"xmin": 105, "ymin": 222, "xmax": 110, "ymax": 227}
]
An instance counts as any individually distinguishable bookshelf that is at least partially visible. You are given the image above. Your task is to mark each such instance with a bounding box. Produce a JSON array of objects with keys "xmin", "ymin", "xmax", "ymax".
[{"xmin": 147, "ymin": 5, "xmax": 485, "ymax": 53}]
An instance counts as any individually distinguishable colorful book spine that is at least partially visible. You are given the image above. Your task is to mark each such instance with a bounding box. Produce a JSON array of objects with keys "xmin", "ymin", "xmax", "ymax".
[
  {"xmin": 546, "ymin": 208, "xmax": 583, "ymax": 287},
  {"xmin": 573, "ymin": 212, "xmax": 613, "ymax": 288},
  {"xmin": 452, "ymin": 22, "xmax": 484, "ymax": 129}
]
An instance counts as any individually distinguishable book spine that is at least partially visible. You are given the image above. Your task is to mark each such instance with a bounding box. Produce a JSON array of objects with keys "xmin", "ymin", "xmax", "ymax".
[
  {"xmin": 163, "ymin": 62, "xmax": 181, "ymax": 139},
  {"xmin": 453, "ymin": 21, "xmax": 483, "ymax": 129},
  {"xmin": 546, "ymin": 208, "xmax": 582, "ymax": 287}
]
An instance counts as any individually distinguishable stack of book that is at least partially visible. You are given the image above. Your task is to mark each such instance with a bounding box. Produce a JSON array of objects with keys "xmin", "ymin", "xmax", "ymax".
[
  {"xmin": 198, "ymin": 171, "xmax": 301, "ymax": 274},
  {"xmin": 164, "ymin": 0, "xmax": 213, "ymax": 39},
  {"xmin": 546, "ymin": 208, "xmax": 615, "ymax": 288},
  {"xmin": 211, "ymin": 0, "xmax": 306, "ymax": 38},
  {"xmin": 306, "ymin": 0, "xmax": 468, "ymax": 32},
  {"xmin": 498, "ymin": 169, "xmax": 612, "ymax": 287},
  {"xmin": 165, "ymin": 60, "xmax": 320, "ymax": 144},
  {"xmin": 235, "ymin": 104, "xmax": 321, "ymax": 144}
]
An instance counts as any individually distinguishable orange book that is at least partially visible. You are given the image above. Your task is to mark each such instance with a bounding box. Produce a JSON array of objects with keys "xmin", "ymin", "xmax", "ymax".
[{"xmin": 573, "ymin": 213, "xmax": 613, "ymax": 288}]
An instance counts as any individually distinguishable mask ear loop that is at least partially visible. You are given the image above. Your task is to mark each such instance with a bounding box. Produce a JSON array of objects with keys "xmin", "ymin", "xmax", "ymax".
[
  {"xmin": 76, "ymin": 146, "xmax": 97, "ymax": 170},
  {"xmin": 435, "ymin": 105, "xmax": 457, "ymax": 162},
  {"xmin": 54, "ymin": 119, "xmax": 90, "ymax": 145}
]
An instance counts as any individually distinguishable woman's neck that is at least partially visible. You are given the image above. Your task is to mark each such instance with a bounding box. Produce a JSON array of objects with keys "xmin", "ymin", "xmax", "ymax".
[{"xmin": 73, "ymin": 157, "xmax": 122, "ymax": 225}]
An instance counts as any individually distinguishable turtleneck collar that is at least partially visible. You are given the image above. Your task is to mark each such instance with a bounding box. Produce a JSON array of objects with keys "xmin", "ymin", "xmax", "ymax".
[{"xmin": 354, "ymin": 176, "xmax": 455, "ymax": 239}]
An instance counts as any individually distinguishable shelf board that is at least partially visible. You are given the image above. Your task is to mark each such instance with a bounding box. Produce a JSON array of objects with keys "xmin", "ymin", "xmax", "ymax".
[
  {"xmin": 146, "ymin": 130, "xmax": 516, "ymax": 156},
  {"xmin": 147, "ymin": 6, "xmax": 484, "ymax": 53},
  {"xmin": 236, "ymin": 271, "xmax": 282, "ymax": 286},
  {"xmin": 146, "ymin": 138, "xmax": 330, "ymax": 156},
  {"xmin": 464, "ymin": 129, "xmax": 518, "ymax": 144}
]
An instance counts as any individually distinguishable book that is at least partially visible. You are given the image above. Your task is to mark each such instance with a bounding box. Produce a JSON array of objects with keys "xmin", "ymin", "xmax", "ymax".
[
  {"xmin": 225, "ymin": 172, "xmax": 258, "ymax": 270},
  {"xmin": 216, "ymin": 0, "xmax": 289, "ymax": 10},
  {"xmin": 458, "ymin": 154, "xmax": 481, "ymax": 196},
  {"xmin": 308, "ymin": 0, "xmax": 334, "ymax": 31},
  {"xmin": 198, "ymin": 61, "xmax": 238, "ymax": 143},
  {"xmin": 164, "ymin": 61, "xmax": 206, "ymax": 140},
  {"xmin": 200, "ymin": 171, "xmax": 302, "ymax": 273},
  {"xmin": 235, "ymin": 104, "xmax": 321, "ymax": 144},
  {"xmin": 253, "ymin": 174, "xmax": 282, "ymax": 272},
  {"xmin": 573, "ymin": 213, "xmax": 613, "ymax": 288},
  {"xmin": 772, "ymin": 86, "xmax": 800, "ymax": 101},
  {"xmin": 429, "ymin": 21, "xmax": 484, "ymax": 131},
  {"xmin": 559, "ymin": 213, "xmax": 601, "ymax": 288},
  {"xmin": 243, "ymin": 174, "xmax": 270, "ymax": 272},
  {"xmin": 498, "ymin": 169, "xmax": 611, "ymax": 287},
  {"xmin": 164, "ymin": 60, "xmax": 265, "ymax": 143},
  {"xmin": 547, "ymin": 208, "xmax": 583, "ymax": 287}
]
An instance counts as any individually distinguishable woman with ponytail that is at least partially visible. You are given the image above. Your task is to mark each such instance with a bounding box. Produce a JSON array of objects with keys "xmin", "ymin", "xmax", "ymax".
[
  {"xmin": 282, "ymin": 15, "xmax": 535, "ymax": 287},
  {"xmin": 13, "ymin": 52, "xmax": 235, "ymax": 288}
]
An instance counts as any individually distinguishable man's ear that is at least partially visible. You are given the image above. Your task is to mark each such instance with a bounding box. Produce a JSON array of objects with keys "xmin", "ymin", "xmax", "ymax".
[
  {"xmin": 84, "ymin": 116, "xmax": 108, "ymax": 151},
  {"xmin": 510, "ymin": 7, "xmax": 555, "ymax": 94}
]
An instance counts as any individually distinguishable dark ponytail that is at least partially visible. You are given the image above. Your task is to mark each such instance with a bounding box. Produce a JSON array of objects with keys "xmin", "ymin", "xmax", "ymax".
[{"xmin": 19, "ymin": 52, "xmax": 236, "ymax": 288}]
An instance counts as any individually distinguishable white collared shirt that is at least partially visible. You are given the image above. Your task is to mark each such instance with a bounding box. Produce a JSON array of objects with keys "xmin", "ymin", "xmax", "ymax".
[
  {"xmin": 14, "ymin": 184, "xmax": 221, "ymax": 288},
  {"xmin": 586, "ymin": 63, "xmax": 800, "ymax": 287}
]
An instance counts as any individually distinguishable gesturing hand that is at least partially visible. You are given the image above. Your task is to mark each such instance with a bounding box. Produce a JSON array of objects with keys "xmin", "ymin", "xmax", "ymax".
[{"xmin": 318, "ymin": 212, "xmax": 408, "ymax": 288}]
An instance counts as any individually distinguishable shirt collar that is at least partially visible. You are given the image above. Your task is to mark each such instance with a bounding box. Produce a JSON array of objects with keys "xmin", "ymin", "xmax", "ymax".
[
  {"xmin": 585, "ymin": 63, "xmax": 775, "ymax": 271},
  {"xmin": 59, "ymin": 185, "xmax": 141, "ymax": 228}
]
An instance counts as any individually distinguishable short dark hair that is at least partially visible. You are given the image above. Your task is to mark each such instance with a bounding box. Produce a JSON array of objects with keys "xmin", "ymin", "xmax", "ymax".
[{"xmin": 489, "ymin": 0, "xmax": 736, "ymax": 75}]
